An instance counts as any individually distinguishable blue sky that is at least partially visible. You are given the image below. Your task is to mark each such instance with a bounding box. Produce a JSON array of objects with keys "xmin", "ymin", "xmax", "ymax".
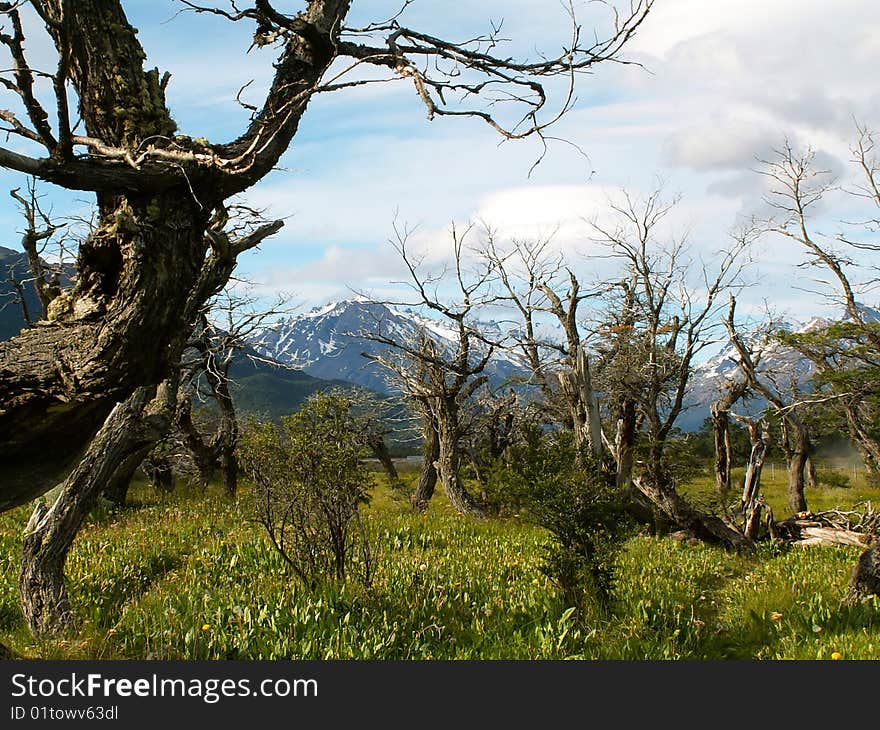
[{"xmin": 1, "ymin": 1, "xmax": 879, "ymax": 322}]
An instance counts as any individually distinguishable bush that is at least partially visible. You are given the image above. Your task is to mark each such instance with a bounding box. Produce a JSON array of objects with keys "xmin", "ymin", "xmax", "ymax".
[
  {"xmin": 498, "ymin": 428, "xmax": 634, "ymax": 610},
  {"xmin": 481, "ymin": 456, "xmax": 526, "ymax": 517},
  {"xmin": 239, "ymin": 394, "xmax": 376, "ymax": 587},
  {"xmin": 816, "ymin": 468, "xmax": 851, "ymax": 490}
]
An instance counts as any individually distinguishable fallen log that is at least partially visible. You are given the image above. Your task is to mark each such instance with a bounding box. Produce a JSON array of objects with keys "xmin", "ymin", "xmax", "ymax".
[
  {"xmin": 784, "ymin": 525, "xmax": 872, "ymax": 548},
  {"xmin": 633, "ymin": 477, "xmax": 755, "ymax": 552},
  {"xmin": 776, "ymin": 506, "xmax": 879, "ymax": 548}
]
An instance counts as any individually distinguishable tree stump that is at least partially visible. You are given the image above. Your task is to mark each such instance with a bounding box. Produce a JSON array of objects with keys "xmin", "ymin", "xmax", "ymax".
[{"xmin": 846, "ymin": 540, "xmax": 880, "ymax": 604}]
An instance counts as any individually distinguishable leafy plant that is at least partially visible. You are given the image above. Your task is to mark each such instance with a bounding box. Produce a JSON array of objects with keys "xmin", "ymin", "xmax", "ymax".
[
  {"xmin": 239, "ymin": 393, "xmax": 376, "ymax": 587},
  {"xmin": 816, "ymin": 469, "xmax": 852, "ymax": 490},
  {"xmin": 497, "ymin": 428, "xmax": 634, "ymax": 610}
]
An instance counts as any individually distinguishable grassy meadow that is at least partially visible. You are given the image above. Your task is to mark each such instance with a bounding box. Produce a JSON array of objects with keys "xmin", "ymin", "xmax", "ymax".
[{"xmin": 0, "ymin": 463, "xmax": 878, "ymax": 660}]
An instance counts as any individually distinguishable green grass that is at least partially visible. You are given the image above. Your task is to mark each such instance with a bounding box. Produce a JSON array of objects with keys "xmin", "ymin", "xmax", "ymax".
[
  {"xmin": 0, "ymin": 471, "xmax": 877, "ymax": 660},
  {"xmin": 681, "ymin": 462, "xmax": 880, "ymax": 517}
]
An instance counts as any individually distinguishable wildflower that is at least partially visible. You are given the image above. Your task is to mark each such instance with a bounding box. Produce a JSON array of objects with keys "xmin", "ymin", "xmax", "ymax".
[
  {"xmin": 770, "ymin": 612, "xmax": 783, "ymax": 621},
  {"xmin": 831, "ymin": 652, "xmax": 842, "ymax": 660},
  {"xmin": 201, "ymin": 624, "xmax": 211, "ymax": 632}
]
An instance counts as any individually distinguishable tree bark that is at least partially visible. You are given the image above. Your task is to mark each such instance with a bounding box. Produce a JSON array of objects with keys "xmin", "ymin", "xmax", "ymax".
[
  {"xmin": 19, "ymin": 384, "xmax": 173, "ymax": 635},
  {"xmin": 0, "ymin": 191, "xmax": 210, "ymax": 510},
  {"xmin": 434, "ymin": 404, "xmax": 484, "ymax": 517},
  {"xmin": 633, "ymin": 477, "xmax": 754, "ymax": 552},
  {"xmin": 210, "ymin": 372, "xmax": 239, "ymax": 498},
  {"xmin": 366, "ymin": 433, "xmax": 399, "ymax": 487},
  {"xmin": 411, "ymin": 421, "xmax": 439, "ymax": 512},
  {"xmin": 615, "ymin": 399, "xmax": 636, "ymax": 492},
  {"xmin": 805, "ymin": 456, "xmax": 818, "ymax": 490},
  {"xmin": 845, "ymin": 540, "xmax": 880, "ymax": 604},
  {"xmin": 558, "ymin": 347, "xmax": 603, "ymax": 463},
  {"xmin": 787, "ymin": 420, "xmax": 810, "ymax": 515},
  {"xmin": 740, "ymin": 420, "xmax": 769, "ymax": 540},
  {"xmin": 101, "ymin": 441, "xmax": 156, "ymax": 507},
  {"xmin": 175, "ymin": 397, "xmax": 216, "ymax": 490},
  {"xmin": 711, "ymin": 403, "xmax": 733, "ymax": 502}
]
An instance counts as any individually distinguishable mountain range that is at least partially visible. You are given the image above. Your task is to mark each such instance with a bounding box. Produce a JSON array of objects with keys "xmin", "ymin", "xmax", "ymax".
[
  {"xmin": 2, "ymin": 251, "xmax": 877, "ymax": 431},
  {"xmin": 0, "ymin": 245, "xmax": 49, "ymax": 340},
  {"xmin": 249, "ymin": 299, "xmax": 524, "ymax": 394},
  {"xmin": 681, "ymin": 304, "xmax": 880, "ymax": 430},
  {"xmin": 249, "ymin": 298, "xmax": 880, "ymax": 431}
]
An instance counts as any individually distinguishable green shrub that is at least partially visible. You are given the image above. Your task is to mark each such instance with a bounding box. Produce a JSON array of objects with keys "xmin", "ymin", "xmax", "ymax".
[
  {"xmin": 497, "ymin": 428, "xmax": 634, "ymax": 610},
  {"xmin": 817, "ymin": 469, "xmax": 852, "ymax": 490},
  {"xmin": 238, "ymin": 393, "xmax": 376, "ymax": 587}
]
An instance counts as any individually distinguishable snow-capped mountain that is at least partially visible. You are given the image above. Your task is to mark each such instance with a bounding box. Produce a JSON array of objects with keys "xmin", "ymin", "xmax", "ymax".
[
  {"xmin": 681, "ymin": 305, "xmax": 880, "ymax": 430},
  {"xmin": 249, "ymin": 299, "xmax": 526, "ymax": 393},
  {"xmin": 244, "ymin": 298, "xmax": 880, "ymax": 429}
]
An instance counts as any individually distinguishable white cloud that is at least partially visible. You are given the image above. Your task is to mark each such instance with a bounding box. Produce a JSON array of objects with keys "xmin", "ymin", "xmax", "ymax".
[{"xmin": 4, "ymin": 1, "xmax": 880, "ymax": 325}]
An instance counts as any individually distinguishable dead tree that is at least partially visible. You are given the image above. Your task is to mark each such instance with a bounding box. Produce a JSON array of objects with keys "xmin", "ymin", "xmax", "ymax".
[
  {"xmin": 584, "ymin": 191, "xmax": 754, "ymax": 549},
  {"xmin": 6, "ymin": 181, "xmax": 69, "ymax": 324},
  {"xmin": 733, "ymin": 415, "xmax": 771, "ymax": 540},
  {"xmin": 0, "ymin": 0, "xmax": 654, "ymax": 512},
  {"xmin": 411, "ymin": 402, "xmax": 440, "ymax": 512},
  {"xmin": 174, "ymin": 394, "xmax": 218, "ymax": 490},
  {"xmin": 591, "ymin": 191, "xmax": 748, "ymax": 485},
  {"xmin": 363, "ymin": 224, "xmax": 499, "ymax": 517},
  {"xmin": 724, "ymin": 296, "xmax": 814, "ymax": 515},
  {"xmin": 481, "ymin": 234, "xmax": 604, "ymax": 465},
  {"xmin": 709, "ymin": 296, "xmax": 773, "ymax": 507},
  {"xmin": 177, "ymin": 287, "xmax": 293, "ymax": 497},
  {"xmin": 711, "ymin": 390, "xmax": 742, "ymax": 504},
  {"xmin": 759, "ymin": 132, "xmax": 880, "ymax": 474},
  {"xmin": 481, "ymin": 190, "xmax": 753, "ymax": 548}
]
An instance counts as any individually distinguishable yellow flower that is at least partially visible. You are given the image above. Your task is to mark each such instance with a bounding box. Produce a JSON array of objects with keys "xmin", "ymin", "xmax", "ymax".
[
  {"xmin": 201, "ymin": 624, "xmax": 211, "ymax": 632},
  {"xmin": 831, "ymin": 652, "xmax": 842, "ymax": 660}
]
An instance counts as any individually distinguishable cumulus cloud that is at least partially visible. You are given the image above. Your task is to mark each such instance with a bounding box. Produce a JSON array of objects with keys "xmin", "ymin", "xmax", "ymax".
[{"xmin": 3, "ymin": 1, "xmax": 878, "ymax": 324}]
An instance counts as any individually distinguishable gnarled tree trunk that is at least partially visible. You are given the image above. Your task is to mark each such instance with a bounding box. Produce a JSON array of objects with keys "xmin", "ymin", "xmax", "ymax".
[
  {"xmin": 434, "ymin": 404, "xmax": 484, "ymax": 517},
  {"xmin": 845, "ymin": 539, "xmax": 880, "ymax": 604},
  {"xmin": 740, "ymin": 420, "xmax": 769, "ymax": 540},
  {"xmin": 411, "ymin": 420, "xmax": 439, "ymax": 512},
  {"xmin": 0, "ymin": 0, "xmax": 343, "ymax": 510},
  {"xmin": 211, "ymin": 370, "xmax": 239, "ymax": 498},
  {"xmin": 1, "ymin": 191, "xmax": 209, "ymax": 510},
  {"xmin": 558, "ymin": 347, "xmax": 603, "ymax": 464},
  {"xmin": 614, "ymin": 398, "xmax": 637, "ymax": 492},
  {"xmin": 175, "ymin": 397, "xmax": 217, "ymax": 490},
  {"xmin": 20, "ymin": 384, "xmax": 174, "ymax": 635},
  {"xmin": 711, "ymin": 403, "xmax": 733, "ymax": 502}
]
